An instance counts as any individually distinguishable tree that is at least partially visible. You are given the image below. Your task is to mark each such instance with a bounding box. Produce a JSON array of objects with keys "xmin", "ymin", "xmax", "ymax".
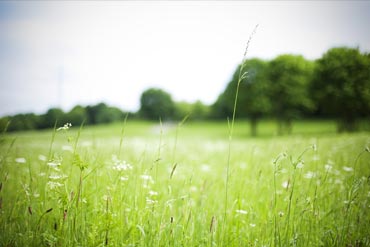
[
  {"xmin": 66, "ymin": 105, "xmax": 87, "ymax": 126},
  {"xmin": 7, "ymin": 113, "xmax": 39, "ymax": 131},
  {"xmin": 139, "ymin": 88, "xmax": 175, "ymax": 121},
  {"xmin": 175, "ymin": 100, "xmax": 210, "ymax": 121},
  {"xmin": 268, "ymin": 55, "xmax": 314, "ymax": 135},
  {"xmin": 311, "ymin": 47, "xmax": 370, "ymax": 132},
  {"xmin": 85, "ymin": 103, "xmax": 124, "ymax": 124},
  {"xmin": 236, "ymin": 59, "xmax": 271, "ymax": 136},
  {"xmin": 39, "ymin": 108, "xmax": 66, "ymax": 129},
  {"xmin": 211, "ymin": 58, "xmax": 271, "ymax": 136}
]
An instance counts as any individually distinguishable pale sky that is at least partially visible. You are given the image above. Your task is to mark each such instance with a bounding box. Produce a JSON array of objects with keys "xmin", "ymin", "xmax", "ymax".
[{"xmin": 0, "ymin": 1, "xmax": 369, "ymax": 116}]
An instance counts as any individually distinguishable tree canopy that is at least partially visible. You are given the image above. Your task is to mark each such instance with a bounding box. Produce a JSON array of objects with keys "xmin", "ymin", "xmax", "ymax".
[
  {"xmin": 311, "ymin": 47, "xmax": 370, "ymax": 131},
  {"xmin": 1, "ymin": 46, "xmax": 369, "ymax": 134},
  {"xmin": 139, "ymin": 88, "xmax": 175, "ymax": 121},
  {"xmin": 268, "ymin": 54, "xmax": 314, "ymax": 134},
  {"xmin": 212, "ymin": 58, "xmax": 271, "ymax": 135}
]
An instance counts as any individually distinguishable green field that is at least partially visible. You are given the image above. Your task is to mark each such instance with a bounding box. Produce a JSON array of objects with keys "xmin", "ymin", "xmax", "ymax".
[{"xmin": 1, "ymin": 120, "xmax": 369, "ymax": 246}]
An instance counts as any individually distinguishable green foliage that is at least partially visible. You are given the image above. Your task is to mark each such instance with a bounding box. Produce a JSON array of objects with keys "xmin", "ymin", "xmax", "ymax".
[
  {"xmin": 213, "ymin": 58, "xmax": 271, "ymax": 136},
  {"xmin": 175, "ymin": 100, "xmax": 210, "ymax": 120},
  {"xmin": 38, "ymin": 108, "xmax": 66, "ymax": 129},
  {"xmin": 66, "ymin": 105, "xmax": 87, "ymax": 126},
  {"xmin": 0, "ymin": 122, "xmax": 369, "ymax": 246},
  {"xmin": 139, "ymin": 88, "xmax": 176, "ymax": 121},
  {"xmin": 2, "ymin": 46, "xmax": 369, "ymax": 133},
  {"xmin": 311, "ymin": 47, "xmax": 370, "ymax": 132},
  {"xmin": 268, "ymin": 54, "xmax": 314, "ymax": 134},
  {"xmin": 2, "ymin": 102, "xmax": 127, "ymax": 132}
]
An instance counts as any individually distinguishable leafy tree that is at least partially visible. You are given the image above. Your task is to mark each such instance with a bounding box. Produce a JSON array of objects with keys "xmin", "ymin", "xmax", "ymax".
[
  {"xmin": 39, "ymin": 108, "xmax": 66, "ymax": 129},
  {"xmin": 311, "ymin": 47, "xmax": 370, "ymax": 132},
  {"xmin": 139, "ymin": 88, "xmax": 175, "ymax": 121},
  {"xmin": 175, "ymin": 100, "xmax": 210, "ymax": 121},
  {"xmin": 211, "ymin": 58, "xmax": 271, "ymax": 136},
  {"xmin": 7, "ymin": 113, "xmax": 39, "ymax": 131},
  {"xmin": 268, "ymin": 55, "xmax": 314, "ymax": 135},
  {"xmin": 85, "ymin": 103, "xmax": 111, "ymax": 125},
  {"xmin": 95, "ymin": 106, "xmax": 124, "ymax": 124},
  {"xmin": 210, "ymin": 94, "xmax": 232, "ymax": 119},
  {"xmin": 66, "ymin": 105, "xmax": 87, "ymax": 126}
]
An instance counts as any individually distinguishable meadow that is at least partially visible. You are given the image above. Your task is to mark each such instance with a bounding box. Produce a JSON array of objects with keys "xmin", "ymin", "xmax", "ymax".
[{"xmin": 0, "ymin": 120, "xmax": 369, "ymax": 246}]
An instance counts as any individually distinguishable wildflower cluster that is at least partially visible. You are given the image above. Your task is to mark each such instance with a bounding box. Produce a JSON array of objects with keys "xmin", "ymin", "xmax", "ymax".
[
  {"xmin": 109, "ymin": 155, "xmax": 133, "ymax": 182},
  {"xmin": 57, "ymin": 123, "xmax": 72, "ymax": 131},
  {"xmin": 46, "ymin": 158, "xmax": 67, "ymax": 190}
]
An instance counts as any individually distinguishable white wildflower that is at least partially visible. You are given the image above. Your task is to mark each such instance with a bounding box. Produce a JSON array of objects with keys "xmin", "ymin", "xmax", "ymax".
[
  {"xmin": 296, "ymin": 161, "xmax": 304, "ymax": 169},
  {"xmin": 49, "ymin": 174, "xmax": 68, "ymax": 180},
  {"xmin": 15, "ymin": 157, "xmax": 26, "ymax": 163},
  {"xmin": 280, "ymin": 168, "xmax": 288, "ymax": 174},
  {"xmin": 112, "ymin": 161, "xmax": 132, "ymax": 171},
  {"xmin": 146, "ymin": 198, "xmax": 158, "ymax": 205},
  {"xmin": 282, "ymin": 181, "xmax": 289, "ymax": 189},
  {"xmin": 57, "ymin": 123, "xmax": 72, "ymax": 131},
  {"xmin": 38, "ymin": 155, "xmax": 47, "ymax": 161},
  {"xmin": 120, "ymin": 176, "xmax": 128, "ymax": 181},
  {"xmin": 249, "ymin": 223, "xmax": 256, "ymax": 228},
  {"xmin": 235, "ymin": 209, "xmax": 248, "ymax": 215},
  {"xmin": 200, "ymin": 164, "xmax": 211, "ymax": 172},
  {"xmin": 342, "ymin": 166, "xmax": 353, "ymax": 172},
  {"xmin": 148, "ymin": 190, "xmax": 158, "ymax": 196},
  {"xmin": 47, "ymin": 161, "xmax": 60, "ymax": 167},
  {"xmin": 278, "ymin": 211, "xmax": 284, "ymax": 217},
  {"xmin": 140, "ymin": 175, "xmax": 153, "ymax": 181},
  {"xmin": 304, "ymin": 171, "xmax": 316, "ymax": 179},
  {"xmin": 62, "ymin": 145, "xmax": 73, "ymax": 152},
  {"xmin": 111, "ymin": 155, "xmax": 132, "ymax": 171},
  {"xmin": 190, "ymin": 186, "xmax": 198, "ymax": 192},
  {"xmin": 324, "ymin": 164, "xmax": 332, "ymax": 171},
  {"xmin": 47, "ymin": 181, "xmax": 63, "ymax": 189}
]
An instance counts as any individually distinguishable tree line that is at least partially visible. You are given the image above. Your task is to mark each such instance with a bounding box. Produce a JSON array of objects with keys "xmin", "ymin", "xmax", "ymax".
[
  {"xmin": 213, "ymin": 47, "xmax": 370, "ymax": 135},
  {"xmin": 1, "ymin": 46, "xmax": 369, "ymax": 134}
]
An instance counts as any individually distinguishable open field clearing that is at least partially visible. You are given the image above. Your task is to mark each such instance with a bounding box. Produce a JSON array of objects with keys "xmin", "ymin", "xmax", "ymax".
[{"xmin": 1, "ymin": 120, "xmax": 369, "ymax": 246}]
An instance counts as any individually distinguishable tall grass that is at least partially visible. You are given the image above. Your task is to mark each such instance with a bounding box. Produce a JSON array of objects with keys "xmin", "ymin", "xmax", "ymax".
[
  {"xmin": 1, "ymin": 25, "xmax": 370, "ymax": 245},
  {"xmin": 223, "ymin": 24, "xmax": 258, "ymax": 244},
  {"xmin": 1, "ymin": 121, "xmax": 370, "ymax": 246}
]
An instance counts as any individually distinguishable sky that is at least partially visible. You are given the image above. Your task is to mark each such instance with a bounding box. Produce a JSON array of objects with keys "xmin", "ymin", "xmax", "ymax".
[{"xmin": 0, "ymin": 1, "xmax": 370, "ymax": 117}]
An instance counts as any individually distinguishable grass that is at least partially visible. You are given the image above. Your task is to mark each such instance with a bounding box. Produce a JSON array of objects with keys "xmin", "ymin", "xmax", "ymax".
[{"xmin": 0, "ymin": 119, "xmax": 369, "ymax": 246}]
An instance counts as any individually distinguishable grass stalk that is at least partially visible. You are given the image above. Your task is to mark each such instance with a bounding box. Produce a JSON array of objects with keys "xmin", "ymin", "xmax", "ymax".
[
  {"xmin": 224, "ymin": 25, "xmax": 258, "ymax": 235},
  {"xmin": 118, "ymin": 113, "xmax": 129, "ymax": 159}
]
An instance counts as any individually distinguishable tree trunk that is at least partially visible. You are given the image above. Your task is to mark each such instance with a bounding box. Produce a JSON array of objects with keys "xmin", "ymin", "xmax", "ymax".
[
  {"xmin": 250, "ymin": 117, "xmax": 258, "ymax": 137},
  {"xmin": 277, "ymin": 120, "xmax": 283, "ymax": 136},
  {"xmin": 286, "ymin": 119, "xmax": 292, "ymax": 135}
]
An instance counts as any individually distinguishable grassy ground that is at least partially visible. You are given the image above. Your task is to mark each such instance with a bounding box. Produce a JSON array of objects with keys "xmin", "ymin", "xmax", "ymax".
[{"xmin": 0, "ymin": 120, "xmax": 369, "ymax": 246}]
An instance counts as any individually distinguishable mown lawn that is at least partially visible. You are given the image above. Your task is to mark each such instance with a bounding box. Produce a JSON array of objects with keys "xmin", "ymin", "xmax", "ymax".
[{"xmin": 1, "ymin": 120, "xmax": 369, "ymax": 246}]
